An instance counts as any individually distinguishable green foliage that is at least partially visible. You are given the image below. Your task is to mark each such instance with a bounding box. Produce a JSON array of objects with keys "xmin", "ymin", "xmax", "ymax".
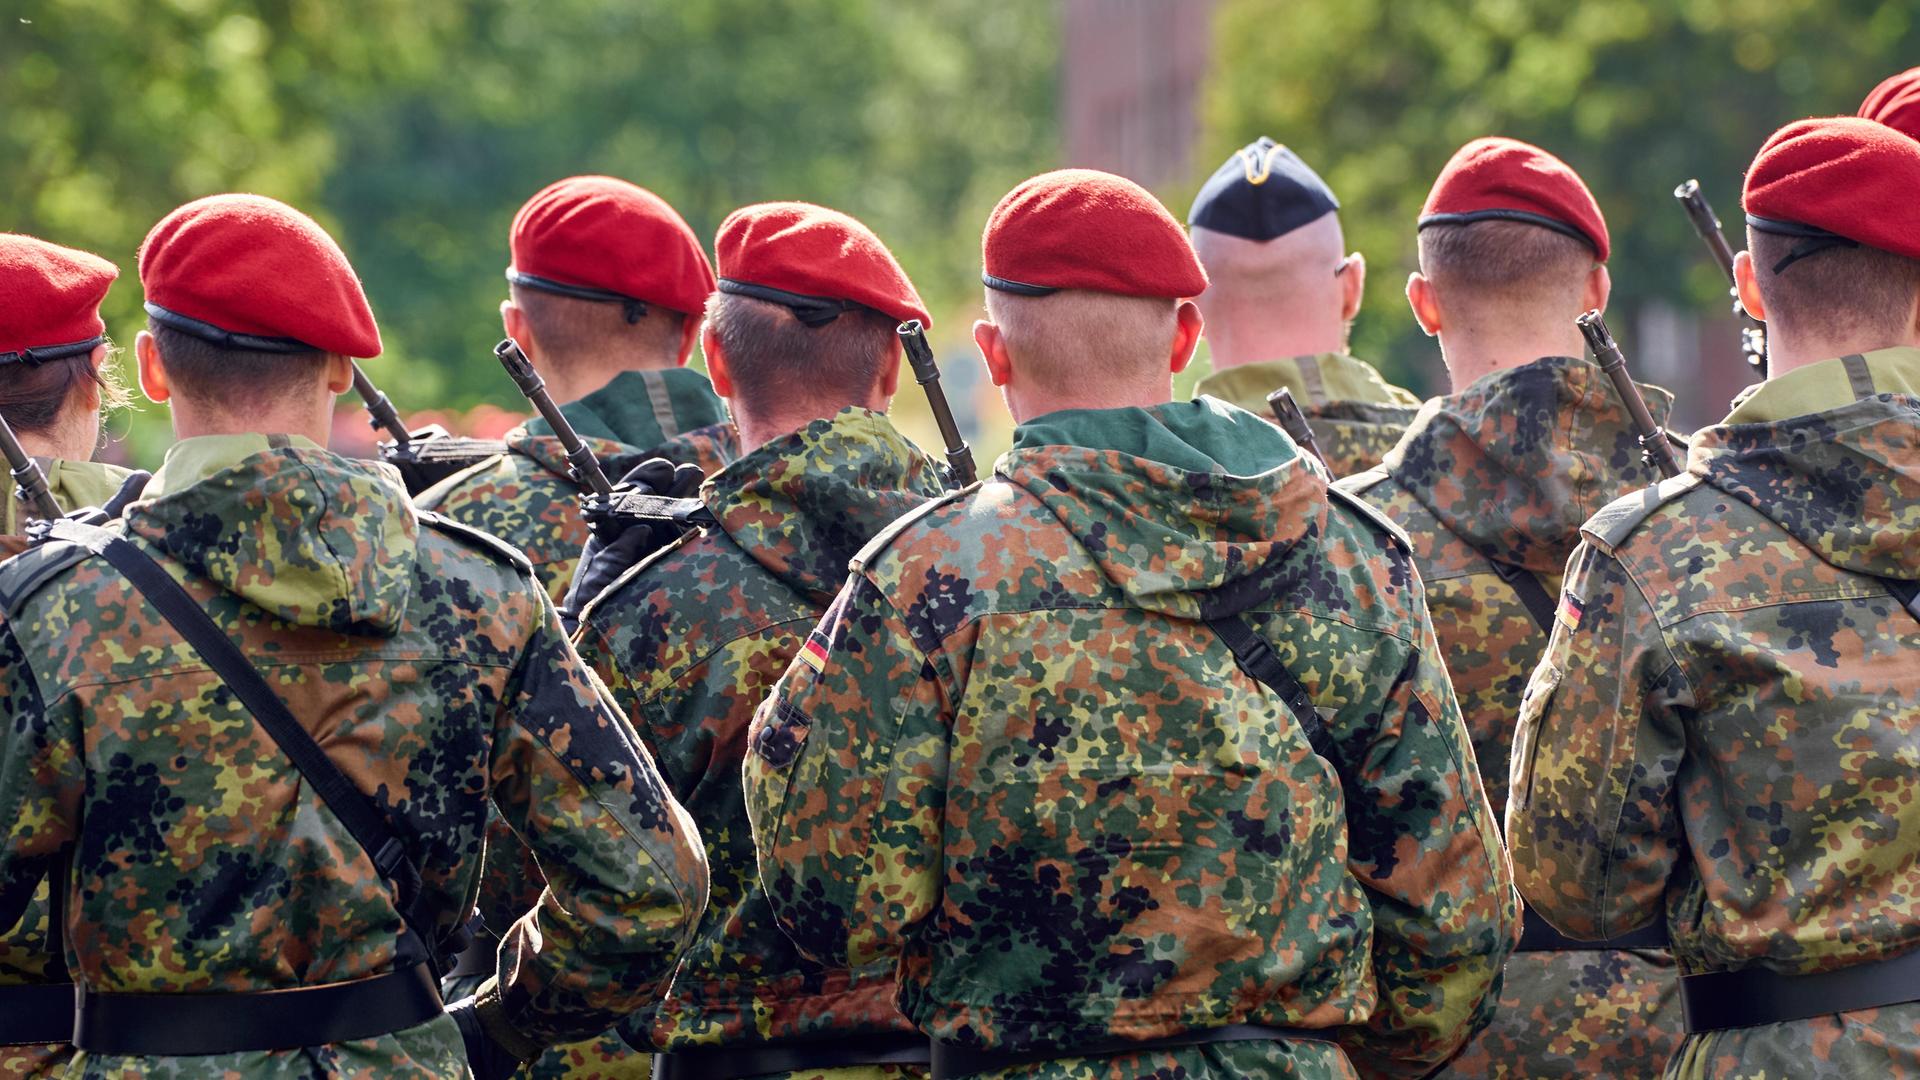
[
  {"xmin": 1201, "ymin": 0, "xmax": 1920, "ymax": 397},
  {"xmin": 1, "ymin": 0, "xmax": 1055, "ymax": 462}
]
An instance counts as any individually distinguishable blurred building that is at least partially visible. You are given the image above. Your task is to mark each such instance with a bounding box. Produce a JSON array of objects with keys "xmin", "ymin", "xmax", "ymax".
[{"xmin": 1062, "ymin": 0, "xmax": 1216, "ymax": 187}]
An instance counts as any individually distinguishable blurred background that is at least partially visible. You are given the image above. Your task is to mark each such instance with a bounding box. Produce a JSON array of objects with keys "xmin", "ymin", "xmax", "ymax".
[{"xmin": 4, "ymin": 0, "xmax": 1916, "ymax": 468}]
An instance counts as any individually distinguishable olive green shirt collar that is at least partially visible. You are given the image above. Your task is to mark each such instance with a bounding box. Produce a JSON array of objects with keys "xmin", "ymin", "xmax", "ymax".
[
  {"xmin": 1722, "ymin": 346, "xmax": 1920, "ymax": 425},
  {"xmin": 1191, "ymin": 353, "xmax": 1420, "ymax": 413},
  {"xmin": 524, "ymin": 367, "xmax": 729, "ymax": 448},
  {"xmin": 2, "ymin": 458, "xmax": 136, "ymax": 538},
  {"xmin": 143, "ymin": 433, "xmax": 326, "ymax": 500}
]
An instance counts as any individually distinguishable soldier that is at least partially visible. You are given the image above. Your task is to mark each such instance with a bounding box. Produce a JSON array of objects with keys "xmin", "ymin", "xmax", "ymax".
[
  {"xmin": 1506, "ymin": 117, "xmax": 1920, "ymax": 1078},
  {"xmin": 571, "ymin": 201, "xmax": 946, "ymax": 1079},
  {"xmin": 1187, "ymin": 137, "xmax": 1421, "ymax": 476},
  {"xmin": 1860, "ymin": 66, "xmax": 1920, "ymax": 139},
  {"xmin": 0, "ymin": 233, "xmax": 142, "ymax": 1078},
  {"xmin": 0, "ymin": 194, "xmax": 709, "ymax": 1078},
  {"xmin": 744, "ymin": 169, "xmax": 1516, "ymax": 1079},
  {"xmin": 1338, "ymin": 137, "xmax": 1684, "ymax": 1077},
  {"xmin": 417, "ymin": 175, "xmax": 735, "ymax": 605}
]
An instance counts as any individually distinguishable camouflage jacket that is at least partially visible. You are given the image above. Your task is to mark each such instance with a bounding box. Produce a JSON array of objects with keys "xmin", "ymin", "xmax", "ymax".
[
  {"xmin": 1192, "ymin": 353, "xmax": 1422, "ymax": 478},
  {"xmin": 1339, "ymin": 357, "xmax": 1684, "ymax": 1078},
  {"xmin": 0, "ymin": 457, "xmax": 138, "ymax": 1080},
  {"xmin": 575, "ymin": 408, "xmax": 944, "ymax": 1057},
  {"xmin": 745, "ymin": 399, "xmax": 1516, "ymax": 1078},
  {"xmin": 0, "ymin": 434, "xmax": 708, "ymax": 1079},
  {"xmin": 1507, "ymin": 349, "xmax": 1920, "ymax": 1078},
  {"xmin": 417, "ymin": 366, "xmax": 738, "ymax": 605}
]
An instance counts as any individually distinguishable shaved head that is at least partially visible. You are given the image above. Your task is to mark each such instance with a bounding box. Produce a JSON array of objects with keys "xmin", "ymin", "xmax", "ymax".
[
  {"xmin": 983, "ymin": 288, "xmax": 1180, "ymax": 396},
  {"xmin": 1191, "ymin": 214, "xmax": 1362, "ymax": 366}
]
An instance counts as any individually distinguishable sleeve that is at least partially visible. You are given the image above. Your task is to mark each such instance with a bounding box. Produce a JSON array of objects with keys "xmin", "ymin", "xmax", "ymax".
[
  {"xmin": 1334, "ymin": 604, "xmax": 1520, "ymax": 1078},
  {"xmin": 742, "ymin": 573, "xmax": 950, "ymax": 969},
  {"xmin": 472, "ymin": 583, "xmax": 710, "ymax": 1059},
  {"xmin": 0, "ymin": 620, "xmax": 80, "ymax": 939},
  {"xmin": 1505, "ymin": 541, "xmax": 1689, "ymax": 940}
]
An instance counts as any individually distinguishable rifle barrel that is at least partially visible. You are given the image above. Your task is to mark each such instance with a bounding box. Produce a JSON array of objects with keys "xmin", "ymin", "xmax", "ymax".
[
  {"xmin": 1266, "ymin": 388, "xmax": 1327, "ymax": 468},
  {"xmin": 350, "ymin": 362, "xmax": 412, "ymax": 449},
  {"xmin": 1674, "ymin": 179, "xmax": 1740, "ymax": 285},
  {"xmin": 897, "ymin": 321, "xmax": 978, "ymax": 487},
  {"xmin": 1578, "ymin": 310, "xmax": 1684, "ymax": 480},
  {"xmin": 493, "ymin": 338, "xmax": 614, "ymax": 498},
  {"xmin": 0, "ymin": 414, "xmax": 63, "ymax": 522}
]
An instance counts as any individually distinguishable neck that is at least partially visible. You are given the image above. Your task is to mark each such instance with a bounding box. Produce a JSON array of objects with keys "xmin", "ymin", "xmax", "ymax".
[
  {"xmin": 539, "ymin": 350, "xmax": 674, "ymax": 405},
  {"xmin": 14, "ymin": 425, "xmax": 91, "ymax": 463},
  {"xmin": 1436, "ymin": 323, "xmax": 1585, "ymax": 393},
  {"xmin": 1761, "ymin": 323, "xmax": 1920, "ymax": 378},
  {"xmin": 1008, "ymin": 378, "xmax": 1173, "ymax": 424},
  {"xmin": 1204, "ymin": 311, "xmax": 1345, "ymax": 370},
  {"xmin": 730, "ymin": 398, "xmax": 874, "ymax": 456},
  {"xmin": 170, "ymin": 400, "xmax": 333, "ymax": 447}
]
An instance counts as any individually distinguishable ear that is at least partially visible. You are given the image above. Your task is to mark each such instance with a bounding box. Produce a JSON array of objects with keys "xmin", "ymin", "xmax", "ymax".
[
  {"xmin": 876, "ymin": 337, "xmax": 902, "ymax": 400},
  {"xmin": 674, "ymin": 312, "xmax": 700, "ymax": 367},
  {"xmin": 1339, "ymin": 252, "xmax": 1367, "ymax": 322},
  {"xmin": 974, "ymin": 319, "xmax": 1013, "ymax": 388},
  {"xmin": 501, "ymin": 300, "xmax": 535, "ymax": 362},
  {"xmin": 1407, "ymin": 272, "xmax": 1443, "ymax": 337},
  {"xmin": 702, "ymin": 321, "xmax": 734, "ymax": 398},
  {"xmin": 324, "ymin": 354, "xmax": 354, "ymax": 395},
  {"xmin": 1169, "ymin": 300, "xmax": 1204, "ymax": 375},
  {"xmin": 1583, "ymin": 263, "xmax": 1612, "ymax": 315},
  {"xmin": 1734, "ymin": 250, "xmax": 1767, "ymax": 323},
  {"xmin": 135, "ymin": 331, "xmax": 171, "ymax": 404}
]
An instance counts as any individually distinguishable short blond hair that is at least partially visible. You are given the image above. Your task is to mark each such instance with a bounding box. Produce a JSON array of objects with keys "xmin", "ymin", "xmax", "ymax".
[{"xmin": 983, "ymin": 288, "xmax": 1178, "ymax": 395}]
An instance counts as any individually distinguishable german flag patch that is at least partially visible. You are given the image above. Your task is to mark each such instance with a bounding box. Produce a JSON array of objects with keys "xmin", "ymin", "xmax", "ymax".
[
  {"xmin": 797, "ymin": 636, "xmax": 830, "ymax": 675},
  {"xmin": 1558, "ymin": 593, "xmax": 1586, "ymax": 631}
]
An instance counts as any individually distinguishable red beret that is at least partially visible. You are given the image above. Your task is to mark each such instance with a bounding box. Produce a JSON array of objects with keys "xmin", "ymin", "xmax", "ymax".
[
  {"xmin": 507, "ymin": 175, "xmax": 715, "ymax": 318},
  {"xmin": 0, "ymin": 234, "xmax": 118, "ymax": 365},
  {"xmin": 1743, "ymin": 116, "xmax": 1920, "ymax": 264},
  {"xmin": 139, "ymin": 194, "xmax": 381, "ymax": 358},
  {"xmin": 1418, "ymin": 137, "xmax": 1610, "ymax": 262},
  {"xmin": 714, "ymin": 201, "xmax": 929, "ymax": 327},
  {"xmin": 982, "ymin": 169, "xmax": 1207, "ymax": 299},
  {"xmin": 1859, "ymin": 67, "xmax": 1920, "ymax": 141}
]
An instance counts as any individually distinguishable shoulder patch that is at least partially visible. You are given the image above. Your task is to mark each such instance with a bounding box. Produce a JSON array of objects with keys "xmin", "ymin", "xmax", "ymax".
[
  {"xmin": 0, "ymin": 534, "xmax": 101, "ymax": 618},
  {"xmin": 415, "ymin": 509, "xmax": 535, "ymax": 574},
  {"xmin": 1581, "ymin": 472, "xmax": 1704, "ymax": 557},
  {"xmin": 850, "ymin": 482, "xmax": 978, "ymax": 571},
  {"xmin": 1325, "ymin": 484, "xmax": 1412, "ymax": 554}
]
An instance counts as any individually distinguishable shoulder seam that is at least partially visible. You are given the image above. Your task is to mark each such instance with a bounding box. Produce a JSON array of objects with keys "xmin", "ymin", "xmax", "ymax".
[
  {"xmin": 850, "ymin": 483, "xmax": 979, "ymax": 571},
  {"xmin": 415, "ymin": 510, "xmax": 535, "ymax": 574}
]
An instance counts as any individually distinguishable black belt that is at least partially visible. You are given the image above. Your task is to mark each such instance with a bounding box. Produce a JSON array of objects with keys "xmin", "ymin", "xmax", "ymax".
[
  {"xmin": 651, "ymin": 1032, "xmax": 930, "ymax": 1080},
  {"xmin": 0, "ymin": 983, "xmax": 71, "ymax": 1047},
  {"xmin": 1682, "ymin": 947, "xmax": 1920, "ymax": 1033},
  {"xmin": 930, "ymin": 1023, "xmax": 1324, "ymax": 1079},
  {"xmin": 1518, "ymin": 907, "xmax": 1671, "ymax": 952},
  {"xmin": 75, "ymin": 963, "xmax": 444, "ymax": 1055}
]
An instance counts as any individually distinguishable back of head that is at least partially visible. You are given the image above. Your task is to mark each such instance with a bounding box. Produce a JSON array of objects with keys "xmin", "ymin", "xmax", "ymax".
[
  {"xmin": 505, "ymin": 175, "xmax": 713, "ymax": 372},
  {"xmin": 980, "ymin": 168, "xmax": 1207, "ymax": 410},
  {"xmin": 1416, "ymin": 218, "xmax": 1597, "ymax": 325},
  {"xmin": 1743, "ymin": 116, "xmax": 1920, "ymax": 352},
  {"xmin": 711, "ymin": 201, "xmax": 927, "ymax": 431},
  {"xmin": 0, "ymin": 233, "xmax": 128, "ymax": 450},
  {"xmin": 139, "ymin": 193, "xmax": 379, "ymax": 426}
]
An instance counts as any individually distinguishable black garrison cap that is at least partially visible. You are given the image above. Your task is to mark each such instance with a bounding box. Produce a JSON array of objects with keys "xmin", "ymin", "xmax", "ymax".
[{"xmin": 1188, "ymin": 137, "xmax": 1340, "ymax": 241}]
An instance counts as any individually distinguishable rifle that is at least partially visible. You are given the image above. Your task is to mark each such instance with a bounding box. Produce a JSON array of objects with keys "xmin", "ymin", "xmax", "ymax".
[
  {"xmin": 897, "ymin": 321, "xmax": 978, "ymax": 488},
  {"xmin": 0, "ymin": 413, "xmax": 62, "ymax": 523},
  {"xmin": 350, "ymin": 363, "xmax": 507, "ymax": 495},
  {"xmin": 1577, "ymin": 311, "xmax": 1684, "ymax": 480},
  {"xmin": 493, "ymin": 338, "xmax": 615, "ymax": 501},
  {"xmin": 1266, "ymin": 388, "xmax": 1328, "ymax": 469},
  {"xmin": 1674, "ymin": 179, "xmax": 1767, "ymax": 375}
]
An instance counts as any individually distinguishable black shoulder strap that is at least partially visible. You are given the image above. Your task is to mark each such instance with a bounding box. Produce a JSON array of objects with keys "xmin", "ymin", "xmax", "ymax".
[
  {"xmin": 1204, "ymin": 614, "xmax": 1334, "ymax": 760},
  {"xmin": 1486, "ymin": 557, "xmax": 1557, "ymax": 633},
  {"xmin": 54, "ymin": 522, "xmax": 444, "ymax": 970},
  {"xmin": 1884, "ymin": 576, "xmax": 1920, "ymax": 629}
]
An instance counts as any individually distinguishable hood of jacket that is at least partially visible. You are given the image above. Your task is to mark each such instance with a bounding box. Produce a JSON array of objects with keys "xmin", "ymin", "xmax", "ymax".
[
  {"xmin": 1381, "ymin": 355, "xmax": 1676, "ymax": 573},
  {"xmin": 1692, "ymin": 393, "xmax": 1920, "ymax": 580},
  {"xmin": 998, "ymin": 398, "xmax": 1327, "ymax": 620},
  {"xmin": 512, "ymin": 367, "xmax": 734, "ymax": 483},
  {"xmin": 705, "ymin": 408, "xmax": 945, "ymax": 605},
  {"xmin": 125, "ymin": 436, "xmax": 418, "ymax": 635}
]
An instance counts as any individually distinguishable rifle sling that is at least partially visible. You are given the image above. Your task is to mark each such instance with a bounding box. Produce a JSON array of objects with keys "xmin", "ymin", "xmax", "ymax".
[
  {"xmin": 1485, "ymin": 557, "xmax": 1558, "ymax": 633},
  {"xmin": 60, "ymin": 522, "xmax": 443, "ymax": 971},
  {"xmin": 1204, "ymin": 615, "xmax": 1333, "ymax": 760}
]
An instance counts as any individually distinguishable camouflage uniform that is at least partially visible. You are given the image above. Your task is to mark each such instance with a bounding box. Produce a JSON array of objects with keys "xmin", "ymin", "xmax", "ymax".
[
  {"xmin": 0, "ymin": 434, "xmax": 709, "ymax": 1079},
  {"xmin": 1339, "ymin": 355, "xmax": 1685, "ymax": 1077},
  {"xmin": 1191, "ymin": 353, "xmax": 1421, "ymax": 477},
  {"xmin": 571, "ymin": 408, "xmax": 943, "ymax": 1078},
  {"xmin": 745, "ymin": 399, "xmax": 1517, "ymax": 1079},
  {"xmin": 1507, "ymin": 348, "xmax": 1920, "ymax": 1079},
  {"xmin": 417, "ymin": 366, "xmax": 738, "ymax": 605},
  {"xmin": 0, "ymin": 457, "xmax": 134, "ymax": 1080}
]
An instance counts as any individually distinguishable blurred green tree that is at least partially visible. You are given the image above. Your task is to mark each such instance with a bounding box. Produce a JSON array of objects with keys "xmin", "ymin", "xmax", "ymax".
[{"xmin": 1200, "ymin": 0, "xmax": 1920, "ymax": 398}]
